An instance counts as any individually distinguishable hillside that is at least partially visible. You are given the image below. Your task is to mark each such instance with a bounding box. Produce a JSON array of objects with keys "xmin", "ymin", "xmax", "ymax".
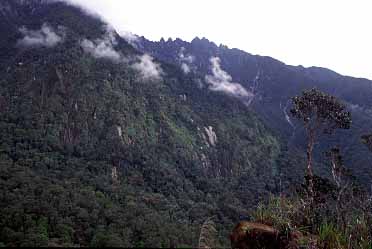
[
  {"xmin": 137, "ymin": 36, "xmax": 372, "ymax": 188},
  {"xmin": 0, "ymin": 0, "xmax": 371, "ymax": 247},
  {"xmin": 0, "ymin": 1, "xmax": 283, "ymax": 247}
]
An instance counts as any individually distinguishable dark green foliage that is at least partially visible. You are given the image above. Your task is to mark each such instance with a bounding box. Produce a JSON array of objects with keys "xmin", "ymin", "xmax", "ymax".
[
  {"xmin": 0, "ymin": 1, "xmax": 283, "ymax": 247},
  {"xmin": 140, "ymin": 35, "xmax": 372, "ymax": 190},
  {"xmin": 250, "ymin": 179, "xmax": 372, "ymax": 249},
  {"xmin": 248, "ymin": 90, "xmax": 370, "ymax": 247},
  {"xmin": 0, "ymin": 1, "xmax": 371, "ymax": 248},
  {"xmin": 290, "ymin": 88, "xmax": 351, "ymax": 134},
  {"xmin": 289, "ymin": 88, "xmax": 351, "ymax": 198}
]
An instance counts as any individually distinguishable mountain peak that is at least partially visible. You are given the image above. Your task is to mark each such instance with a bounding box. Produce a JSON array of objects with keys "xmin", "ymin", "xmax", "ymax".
[{"xmin": 191, "ymin": 36, "xmax": 217, "ymax": 48}]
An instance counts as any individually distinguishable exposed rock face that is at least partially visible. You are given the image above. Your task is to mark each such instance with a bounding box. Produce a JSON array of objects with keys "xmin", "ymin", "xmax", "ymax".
[
  {"xmin": 230, "ymin": 221, "xmax": 301, "ymax": 249},
  {"xmin": 111, "ymin": 166, "xmax": 119, "ymax": 185},
  {"xmin": 179, "ymin": 94, "xmax": 187, "ymax": 101},
  {"xmin": 116, "ymin": 125, "xmax": 122, "ymax": 138},
  {"xmin": 204, "ymin": 126, "xmax": 217, "ymax": 147}
]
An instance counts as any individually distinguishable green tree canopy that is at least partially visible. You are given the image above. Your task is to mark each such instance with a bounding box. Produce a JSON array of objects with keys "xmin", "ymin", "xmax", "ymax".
[{"xmin": 290, "ymin": 88, "xmax": 351, "ymax": 197}]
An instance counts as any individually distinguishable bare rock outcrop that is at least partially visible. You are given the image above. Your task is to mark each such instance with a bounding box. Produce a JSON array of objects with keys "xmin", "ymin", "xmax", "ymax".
[{"xmin": 230, "ymin": 221, "xmax": 302, "ymax": 249}]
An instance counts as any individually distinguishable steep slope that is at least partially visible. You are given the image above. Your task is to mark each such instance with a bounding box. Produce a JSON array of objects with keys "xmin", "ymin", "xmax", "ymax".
[
  {"xmin": 137, "ymin": 37, "xmax": 372, "ymax": 188},
  {"xmin": 0, "ymin": 1, "xmax": 282, "ymax": 247}
]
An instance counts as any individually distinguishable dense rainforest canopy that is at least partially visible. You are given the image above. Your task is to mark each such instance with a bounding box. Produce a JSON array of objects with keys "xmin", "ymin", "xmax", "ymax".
[{"xmin": 0, "ymin": 1, "xmax": 371, "ymax": 248}]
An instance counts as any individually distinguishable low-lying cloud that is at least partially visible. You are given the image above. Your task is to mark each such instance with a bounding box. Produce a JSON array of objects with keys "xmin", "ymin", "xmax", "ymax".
[
  {"xmin": 17, "ymin": 23, "xmax": 64, "ymax": 48},
  {"xmin": 178, "ymin": 47, "xmax": 194, "ymax": 74},
  {"xmin": 81, "ymin": 39, "xmax": 121, "ymax": 61},
  {"xmin": 205, "ymin": 57, "xmax": 254, "ymax": 100},
  {"xmin": 79, "ymin": 24, "xmax": 163, "ymax": 81},
  {"xmin": 181, "ymin": 63, "xmax": 191, "ymax": 74},
  {"xmin": 179, "ymin": 47, "xmax": 194, "ymax": 64},
  {"xmin": 132, "ymin": 54, "xmax": 163, "ymax": 81},
  {"xmin": 80, "ymin": 25, "xmax": 122, "ymax": 62}
]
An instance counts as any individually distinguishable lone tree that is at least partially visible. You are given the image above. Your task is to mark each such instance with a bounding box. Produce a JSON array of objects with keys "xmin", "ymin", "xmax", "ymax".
[{"xmin": 290, "ymin": 88, "xmax": 351, "ymax": 197}]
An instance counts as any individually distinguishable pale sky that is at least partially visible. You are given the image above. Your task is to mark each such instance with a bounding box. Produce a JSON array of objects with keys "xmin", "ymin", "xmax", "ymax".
[{"xmin": 68, "ymin": 0, "xmax": 372, "ymax": 80}]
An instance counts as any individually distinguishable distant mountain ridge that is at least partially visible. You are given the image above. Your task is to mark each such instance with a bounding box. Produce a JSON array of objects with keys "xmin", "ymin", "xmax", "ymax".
[{"xmin": 136, "ymin": 36, "xmax": 372, "ymax": 187}]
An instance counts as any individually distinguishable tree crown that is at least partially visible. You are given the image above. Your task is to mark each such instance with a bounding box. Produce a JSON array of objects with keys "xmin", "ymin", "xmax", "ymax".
[{"xmin": 290, "ymin": 88, "xmax": 351, "ymax": 134}]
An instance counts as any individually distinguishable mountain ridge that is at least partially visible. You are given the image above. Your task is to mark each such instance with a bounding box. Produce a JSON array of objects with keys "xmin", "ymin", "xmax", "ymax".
[
  {"xmin": 141, "ymin": 35, "xmax": 372, "ymax": 81},
  {"xmin": 135, "ymin": 34, "xmax": 372, "ymax": 188},
  {"xmin": 0, "ymin": 1, "xmax": 285, "ymax": 246},
  {"xmin": 0, "ymin": 0, "xmax": 371, "ymax": 247}
]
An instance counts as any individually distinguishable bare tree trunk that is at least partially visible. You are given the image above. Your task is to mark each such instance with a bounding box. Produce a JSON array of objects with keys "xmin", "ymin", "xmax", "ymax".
[
  {"xmin": 330, "ymin": 152, "xmax": 341, "ymax": 188},
  {"xmin": 306, "ymin": 131, "xmax": 315, "ymax": 201},
  {"xmin": 198, "ymin": 217, "xmax": 217, "ymax": 249}
]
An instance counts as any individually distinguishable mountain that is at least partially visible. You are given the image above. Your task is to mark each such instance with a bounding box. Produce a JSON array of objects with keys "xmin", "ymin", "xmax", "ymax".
[
  {"xmin": 136, "ymin": 36, "xmax": 372, "ymax": 187},
  {"xmin": 0, "ymin": 0, "xmax": 283, "ymax": 247},
  {"xmin": 0, "ymin": 0, "xmax": 371, "ymax": 247}
]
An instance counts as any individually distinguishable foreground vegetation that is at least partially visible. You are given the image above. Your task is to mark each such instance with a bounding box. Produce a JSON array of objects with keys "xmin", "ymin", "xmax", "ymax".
[
  {"xmin": 206, "ymin": 89, "xmax": 372, "ymax": 249},
  {"xmin": 249, "ymin": 180, "xmax": 371, "ymax": 249},
  {"xmin": 246, "ymin": 89, "xmax": 371, "ymax": 249}
]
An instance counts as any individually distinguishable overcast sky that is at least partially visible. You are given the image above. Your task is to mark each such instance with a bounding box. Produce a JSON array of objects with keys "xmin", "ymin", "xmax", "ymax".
[{"xmin": 68, "ymin": 0, "xmax": 372, "ymax": 80}]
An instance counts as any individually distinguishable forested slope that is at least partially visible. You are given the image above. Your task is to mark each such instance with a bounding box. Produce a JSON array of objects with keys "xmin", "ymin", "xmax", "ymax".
[{"xmin": 0, "ymin": 1, "xmax": 283, "ymax": 247}]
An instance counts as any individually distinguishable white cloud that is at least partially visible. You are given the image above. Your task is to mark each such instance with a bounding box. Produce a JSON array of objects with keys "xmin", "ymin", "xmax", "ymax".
[
  {"xmin": 205, "ymin": 57, "xmax": 254, "ymax": 100},
  {"xmin": 17, "ymin": 23, "xmax": 63, "ymax": 48},
  {"xmin": 119, "ymin": 30, "xmax": 139, "ymax": 47},
  {"xmin": 179, "ymin": 47, "xmax": 194, "ymax": 64},
  {"xmin": 81, "ymin": 39, "xmax": 121, "ymax": 61},
  {"xmin": 181, "ymin": 63, "xmax": 191, "ymax": 74},
  {"xmin": 178, "ymin": 47, "xmax": 194, "ymax": 74},
  {"xmin": 80, "ymin": 25, "xmax": 121, "ymax": 62},
  {"xmin": 64, "ymin": 0, "xmax": 372, "ymax": 80},
  {"xmin": 132, "ymin": 54, "xmax": 163, "ymax": 81}
]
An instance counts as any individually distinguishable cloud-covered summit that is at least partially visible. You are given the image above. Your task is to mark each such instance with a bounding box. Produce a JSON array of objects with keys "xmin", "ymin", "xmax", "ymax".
[
  {"xmin": 119, "ymin": 30, "xmax": 140, "ymax": 48},
  {"xmin": 80, "ymin": 26, "xmax": 162, "ymax": 81}
]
